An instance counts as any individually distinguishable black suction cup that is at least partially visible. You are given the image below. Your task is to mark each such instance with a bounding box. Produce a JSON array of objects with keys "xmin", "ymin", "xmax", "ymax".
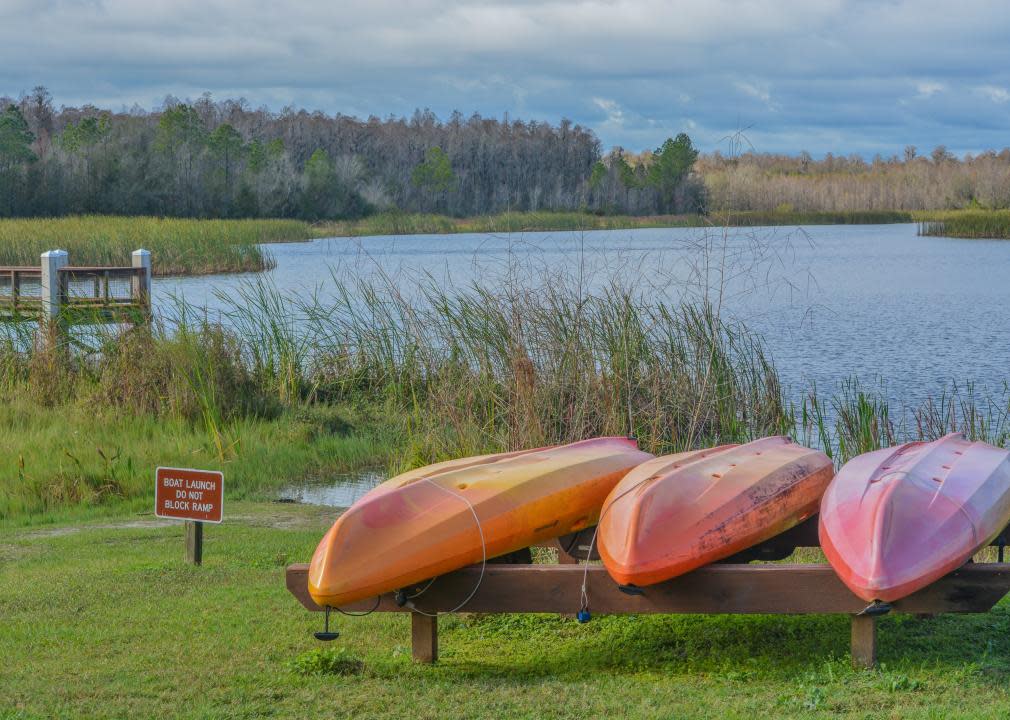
[{"xmin": 314, "ymin": 606, "xmax": 340, "ymax": 641}]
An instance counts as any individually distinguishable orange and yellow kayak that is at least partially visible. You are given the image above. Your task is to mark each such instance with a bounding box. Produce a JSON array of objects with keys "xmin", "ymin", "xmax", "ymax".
[
  {"xmin": 598, "ymin": 436, "xmax": 833, "ymax": 587},
  {"xmin": 308, "ymin": 437, "xmax": 653, "ymax": 608}
]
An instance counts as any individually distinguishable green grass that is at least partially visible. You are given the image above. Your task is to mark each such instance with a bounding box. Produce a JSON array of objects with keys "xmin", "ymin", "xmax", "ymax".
[
  {"xmin": 3, "ymin": 502, "xmax": 1010, "ymax": 719},
  {"xmin": 916, "ymin": 209, "xmax": 1010, "ymax": 239},
  {"xmin": 0, "ymin": 216, "xmax": 313, "ymax": 275},
  {"xmin": 0, "ymin": 397, "xmax": 392, "ymax": 525},
  {"xmin": 317, "ymin": 209, "xmax": 914, "ymax": 237}
]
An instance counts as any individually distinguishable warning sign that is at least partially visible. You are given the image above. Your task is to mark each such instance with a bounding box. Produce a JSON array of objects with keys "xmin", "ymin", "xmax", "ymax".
[{"xmin": 155, "ymin": 467, "xmax": 224, "ymax": 523}]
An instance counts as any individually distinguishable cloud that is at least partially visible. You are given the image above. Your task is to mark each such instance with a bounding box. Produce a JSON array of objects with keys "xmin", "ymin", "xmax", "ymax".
[
  {"xmin": 915, "ymin": 82, "xmax": 946, "ymax": 99},
  {"xmin": 592, "ymin": 97, "xmax": 626, "ymax": 127},
  {"xmin": 977, "ymin": 85, "xmax": 1010, "ymax": 103},
  {"xmin": 3, "ymin": 1, "xmax": 1010, "ymax": 155},
  {"xmin": 734, "ymin": 81, "xmax": 775, "ymax": 107}
]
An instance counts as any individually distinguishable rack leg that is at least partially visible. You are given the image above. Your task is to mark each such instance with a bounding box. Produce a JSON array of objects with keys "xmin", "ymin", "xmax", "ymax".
[
  {"xmin": 411, "ymin": 612, "xmax": 437, "ymax": 663},
  {"xmin": 850, "ymin": 614, "xmax": 877, "ymax": 669}
]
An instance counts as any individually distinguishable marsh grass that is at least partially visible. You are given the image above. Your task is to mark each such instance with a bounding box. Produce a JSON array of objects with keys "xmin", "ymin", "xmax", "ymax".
[
  {"xmin": 0, "ymin": 394, "xmax": 390, "ymax": 521},
  {"xmin": 0, "ymin": 306, "xmax": 387, "ymax": 518},
  {"xmin": 712, "ymin": 209, "xmax": 913, "ymax": 227},
  {"xmin": 318, "ymin": 209, "xmax": 914, "ymax": 237},
  {"xmin": 218, "ymin": 270, "xmax": 791, "ymax": 464},
  {"xmin": 799, "ymin": 379, "xmax": 1010, "ymax": 464},
  {"xmin": 0, "ymin": 215, "xmax": 312, "ymax": 275},
  {"xmin": 917, "ymin": 209, "xmax": 1010, "ymax": 239}
]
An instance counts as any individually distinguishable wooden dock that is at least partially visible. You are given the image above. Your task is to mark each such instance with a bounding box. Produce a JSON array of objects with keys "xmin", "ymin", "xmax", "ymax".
[{"xmin": 0, "ymin": 249, "xmax": 151, "ymax": 325}]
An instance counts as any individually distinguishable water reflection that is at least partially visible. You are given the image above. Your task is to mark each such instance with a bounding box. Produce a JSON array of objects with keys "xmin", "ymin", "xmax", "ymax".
[{"xmin": 278, "ymin": 469, "xmax": 385, "ymax": 508}]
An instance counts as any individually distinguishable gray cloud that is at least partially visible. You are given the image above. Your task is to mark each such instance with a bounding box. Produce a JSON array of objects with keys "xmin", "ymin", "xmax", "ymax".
[{"xmin": 2, "ymin": 0, "xmax": 1010, "ymax": 155}]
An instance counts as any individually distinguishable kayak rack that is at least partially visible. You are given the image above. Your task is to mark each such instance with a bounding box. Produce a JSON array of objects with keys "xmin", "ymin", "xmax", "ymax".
[{"xmin": 285, "ymin": 517, "xmax": 1010, "ymax": 669}]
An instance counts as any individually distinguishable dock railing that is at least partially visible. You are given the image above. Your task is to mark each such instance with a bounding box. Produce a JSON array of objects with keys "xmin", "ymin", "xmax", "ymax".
[
  {"xmin": 0, "ymin": 248, "xmax": 151, "ymax": 324},
  {"xmin": 0, "ymin": 266, "xmax": 44, "ymax": 317}
]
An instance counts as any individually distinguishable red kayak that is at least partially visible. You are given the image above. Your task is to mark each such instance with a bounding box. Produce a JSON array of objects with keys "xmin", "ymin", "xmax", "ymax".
[
  {"xmin": 820, "ymin": 433, "xmax": 1010, "ymax": 603},
  {"xmin": 598, "ymin": 436, "xmax": 833, "ymax": 587}
]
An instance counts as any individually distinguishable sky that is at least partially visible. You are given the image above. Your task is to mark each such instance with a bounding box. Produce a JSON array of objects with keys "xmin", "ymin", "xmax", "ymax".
[{"xmin": 3, "ymin": 0, "xmax": 1010, "ymax": 157}]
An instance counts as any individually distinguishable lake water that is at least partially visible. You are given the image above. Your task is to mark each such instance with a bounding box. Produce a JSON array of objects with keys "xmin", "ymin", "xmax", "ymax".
[
  {"xmin": 154, "ymin": 223, "xmax": 1010, "ymax": 415},
  {"xmin": 277, "ymin": 469, "xmax": 385, "ymax": 507}
]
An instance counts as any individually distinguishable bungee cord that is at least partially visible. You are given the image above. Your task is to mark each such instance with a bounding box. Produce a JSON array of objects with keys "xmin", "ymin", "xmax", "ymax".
[
  {"xmin": 404, "ymin": 476, "xmax": 487, "ymax": 617},
  {"xmin": 578, "ymin": 464, "xmax": 659, "ymax": 621},
  {"xmin": 334, "ymin": 595, "xmax": 381, "ymax": 617}
]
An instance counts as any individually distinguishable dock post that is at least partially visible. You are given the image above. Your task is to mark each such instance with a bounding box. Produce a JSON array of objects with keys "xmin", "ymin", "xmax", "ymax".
[
  {"xmin": 40, "ymin": 249, "xmax": 68, "ymax": 321},
  {"xmin": 850, "ymin": 614, "xmax": 877, "ymax": 669},
  {"xmin": 411, "ymin": 612, "xmax": 437, "ymax": 663},
  {"xmin": 38, "ymin": 250, "xmax": 69, "ymax": 350},
  {"xmin": 131, "ymin": 248, "xmax": 152, "ymax": 318}
]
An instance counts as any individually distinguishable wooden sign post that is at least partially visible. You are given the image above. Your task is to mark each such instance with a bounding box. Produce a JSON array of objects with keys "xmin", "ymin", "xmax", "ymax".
[{"xmin": 155, "ymin": 467, "xmax": 224, "ymax": 565}]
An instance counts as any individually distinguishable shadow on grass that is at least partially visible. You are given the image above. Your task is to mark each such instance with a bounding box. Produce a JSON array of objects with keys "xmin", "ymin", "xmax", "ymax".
[{"xmin": 385, "ymin": 606, "xmax": 1010, "ymax": 683}]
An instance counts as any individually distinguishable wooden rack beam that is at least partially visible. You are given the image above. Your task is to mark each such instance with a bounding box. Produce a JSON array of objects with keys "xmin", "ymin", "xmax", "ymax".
[
  {"xmin": 286, "ymin": 562, "xmax": 1010, "ymax": 616},
  {"xmin": 285, "ymin": 561, "xmax": 1010, "ymax": 669}
]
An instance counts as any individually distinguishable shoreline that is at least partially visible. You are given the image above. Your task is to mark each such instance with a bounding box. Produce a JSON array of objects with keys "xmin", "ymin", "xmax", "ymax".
[
  {"xmin": 314, "ymin": 209, "xmax": 916, "ymax": 238},
  {"xmin": 2, "ymin": 211, "xmax": 1003, "ymax": 281}
]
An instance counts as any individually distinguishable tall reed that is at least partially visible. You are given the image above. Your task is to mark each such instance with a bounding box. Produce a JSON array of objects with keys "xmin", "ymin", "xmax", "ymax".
[
  {"xmin": 0, "ymin": 216, "xmax": 312, "ymax": 275},
  {"xmin": 799, "ymin": 379, "xmax": 1010, "ymax": 465},
  {"xmin": 215, "ymin": 269, "xmax": 791, "ymax": 464},
  {"xmin": 917, "ymin": 210, "xmax": 1010, "ymax": 239}
]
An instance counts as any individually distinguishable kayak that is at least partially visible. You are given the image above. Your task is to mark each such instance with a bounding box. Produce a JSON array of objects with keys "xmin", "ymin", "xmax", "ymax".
[
  {"xmin": 820, "ymin": 433, "xmax": 1010, "ymax": 603},
  {"xmin": 598, "ymin": 436, "xmax": 833, "ymax": 587},
  {"xmin": 308, "ymin": 437, "xmax": 654, "ymax": 608}
]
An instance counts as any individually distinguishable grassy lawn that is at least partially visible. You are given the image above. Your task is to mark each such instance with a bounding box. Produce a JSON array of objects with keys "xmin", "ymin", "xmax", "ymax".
[{"xmin": 3, "ymin": 501, "xmax": 1010, "ymax": 719}]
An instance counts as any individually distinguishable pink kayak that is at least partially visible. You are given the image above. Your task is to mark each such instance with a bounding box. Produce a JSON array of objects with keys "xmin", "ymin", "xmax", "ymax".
[{"xmin": 820, "ymin": 433, "xmax": 1010, "ymax": 603}]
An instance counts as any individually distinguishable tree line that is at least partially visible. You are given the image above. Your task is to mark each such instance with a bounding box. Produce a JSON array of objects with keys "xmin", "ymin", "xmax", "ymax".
[
  {"xmin": 700, "ymin": 146, "xmax": 1010, "ymax": 213},
  {"xmin": 6, "ymin": 86, "xmax": 1010, "ymax": 220},
  {"xmin": 0, "ymin": 87, "xmax": 704, "ymax": 219}
]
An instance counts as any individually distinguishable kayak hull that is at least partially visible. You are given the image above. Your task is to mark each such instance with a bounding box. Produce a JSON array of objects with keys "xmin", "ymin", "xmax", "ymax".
[
  {"xmin": 309, "ymin": 437, "xmax": 654, "ymax": 607},
  {"xmin": 598, "ymin": 436, "xmax": 833, "ymax": 587},
  {"xmin": 820, "ymin": 433, "xmax": 1010, "ymax": 603}
]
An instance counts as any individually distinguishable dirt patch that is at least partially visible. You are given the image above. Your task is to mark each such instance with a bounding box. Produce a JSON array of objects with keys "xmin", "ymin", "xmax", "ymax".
[
  {"xmin": 15, "ymin": 518, "xmax": 177, "ymax": 540},
  {"xmin": 0, "ymin": 541, "xmax": 46, "ymax": 564},
  {"xmin": 229, "ymin": 502, "xmax": 343, "ymax": 530},
  {"xmin": 4, "ymin": 502, "xmax": 340, "ymax": 544}
]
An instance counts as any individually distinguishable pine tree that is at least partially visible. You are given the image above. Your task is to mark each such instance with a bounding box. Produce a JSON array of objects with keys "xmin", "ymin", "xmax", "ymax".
[{"xmin": 0, "ymin": 105, "xmax": 36, "ymax": 215}]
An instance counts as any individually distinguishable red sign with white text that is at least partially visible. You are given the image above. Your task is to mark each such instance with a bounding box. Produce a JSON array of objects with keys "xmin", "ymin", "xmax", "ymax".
[{"xmin": 155, "ymin": 467, "xmax": 224, "ymax": 523}]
